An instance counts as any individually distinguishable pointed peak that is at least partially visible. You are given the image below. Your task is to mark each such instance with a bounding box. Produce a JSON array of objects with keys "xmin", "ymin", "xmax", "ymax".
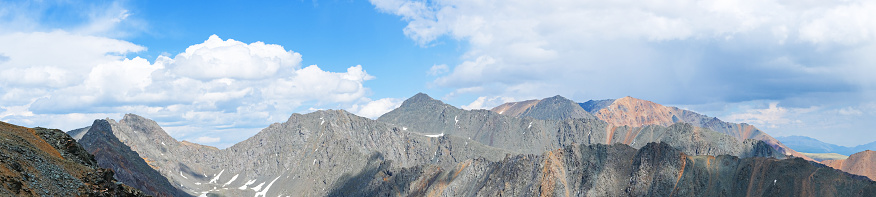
[
  {"xmin": 542, "ymin": 95, "xmax": 572, "ymax": 102},
  {"xmin": 399, "ymin": 93, "xmax": 446, "ymax": 108},
  {"xmin": 410, "ymin": 92, "xmax": 436, "ymax": 101}
]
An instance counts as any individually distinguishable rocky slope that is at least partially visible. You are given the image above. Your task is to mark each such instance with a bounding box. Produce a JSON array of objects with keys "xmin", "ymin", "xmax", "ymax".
[
  {"xmin": 382, "ymin": 93, "xmax": 781, "ymax": 158},
  {"xmin": 331, "ymin": 142, "xmax": 876, "ymax": 196},
  {"xmin": 78, "ymin": 118, "xmax": 191, "ymax": 197},
  {"xmin": 76, "ymin": 111, "xmax": 511, "ymax": 196},
  {"xmin": 823, "ymin": 150, "xmax": 876, "ymax": 181},
  {"xmin": 491, "ymin": 95, "xmax": 595, "ymax": 120},
  {"xmin": 0, "ymin": 121, "xmax": 146, "ymax": 196}
]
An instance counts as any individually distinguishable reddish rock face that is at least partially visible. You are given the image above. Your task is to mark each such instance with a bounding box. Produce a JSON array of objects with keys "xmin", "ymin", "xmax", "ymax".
[
  {"xmin": 824, "ymin": 150, "xmax": 876, "ymax": 181},
  {"xmin": 0, "ymin": 121, "xmax": 146, "ymax": 196},
  {"xmin": 591, "ymin": 96, "xmax": 813, "ymax": 161}
]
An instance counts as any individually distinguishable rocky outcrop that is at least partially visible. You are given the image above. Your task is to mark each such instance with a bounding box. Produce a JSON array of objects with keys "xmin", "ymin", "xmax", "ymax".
[
  {"xmin": 78, "ymin": 119, "xmax": 191, "ymax": 197},
  {"xmin": 823, "ymin": 150, "xmax": 876, "ymax": 181},
  {"xmin": 0, "ymin": 121, "xmax": 147, "ymax": 196},
  {"xmin": 329, "ymin": 142, "xmax": 876, "ymax": 196}
]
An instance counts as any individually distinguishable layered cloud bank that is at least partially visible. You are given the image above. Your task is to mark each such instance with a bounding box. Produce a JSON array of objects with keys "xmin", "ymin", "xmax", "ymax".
[{"xmin": 0, "ymin": 33, "xmax": 399, "ymax": 147}]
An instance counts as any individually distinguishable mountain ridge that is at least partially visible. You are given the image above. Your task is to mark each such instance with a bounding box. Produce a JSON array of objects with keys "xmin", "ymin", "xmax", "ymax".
[
  {"xmin": 776, "ymin": 135, "xmax": 876, "ymax": 156},
  {"xmin": 491, "ymin": 95, "xmax": 812, "ymax": 161}
]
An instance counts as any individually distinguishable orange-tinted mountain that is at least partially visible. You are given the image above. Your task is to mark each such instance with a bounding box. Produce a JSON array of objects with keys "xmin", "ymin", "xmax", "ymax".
[
  {"xmin": 588, "ymin": 96, "xmax": 811, "ymax": 160},
  {"xmin": 823, "ymin": 150, "xmax": 876, "ymax": 181},
  {"xmin": 0, "ymin": 121, "xmax": 146, "ymax": 196},
  {"xmin": 494, "ymin": 96, "xmax": 812, "ymax": 160}
]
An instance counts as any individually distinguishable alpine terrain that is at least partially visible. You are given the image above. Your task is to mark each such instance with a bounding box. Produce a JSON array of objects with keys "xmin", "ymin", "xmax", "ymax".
[{"xmin": 50, "ymin": 93, "xmax": 876, "ymax": 196}]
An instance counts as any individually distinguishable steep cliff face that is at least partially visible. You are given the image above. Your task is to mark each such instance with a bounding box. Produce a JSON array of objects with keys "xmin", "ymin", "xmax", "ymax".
[
  {"xmin": 0, "ymin": 121, "xmax": 146, "ymax": 196},
  {"xmin": 823, "ymin": 150, "xmax": 876, "ymax": 181},
  {"xmin": 381, "ymin": 93, "xmax": 781, "ymax": 158},
  {"xmin": 330, "ymin": 142, "xmax": 876, "ymax": 196},
  {"xmin": 78, "ymin": 118, "xmax": 192, "ymax": 197}
]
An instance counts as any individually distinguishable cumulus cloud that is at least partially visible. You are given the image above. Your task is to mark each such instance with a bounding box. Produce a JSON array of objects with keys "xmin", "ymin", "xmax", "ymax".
[
  {"xmin": 169, "ymin": 35, "xmax": 302, "ymax": 80},
  {"xmin": 0, "ymin": 33, "xmax": 380, "ymax": 147},
  {"xmin": 461, "ymin": 96, "xmax": 517, "ymax": 110},
  {"xmin": 351, "ymin": 98, "xmax": 403, "ymax": 119}
]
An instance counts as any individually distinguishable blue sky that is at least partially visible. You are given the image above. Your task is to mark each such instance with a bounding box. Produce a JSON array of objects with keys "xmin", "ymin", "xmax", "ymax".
[{"xmin": 2, "ymin": 0, "xmax": 875, "ymax": 148}]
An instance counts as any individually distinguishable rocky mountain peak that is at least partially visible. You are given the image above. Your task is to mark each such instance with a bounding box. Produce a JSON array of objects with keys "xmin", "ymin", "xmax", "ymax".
[{"xmin": 489, "ymin": 95, "xmax": 594, "ymax": 120}]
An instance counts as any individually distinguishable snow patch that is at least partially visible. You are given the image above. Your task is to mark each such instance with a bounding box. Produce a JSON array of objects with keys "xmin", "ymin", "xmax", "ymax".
[
  {"xmin": 161, "ymin": 142, "xmax": 166, "ymax": 146},
  {"xmin": 454, "ymin": 116, "xmax": 458, "ymax": 124},
  {"xmin": 425, "ymin": 133, "xmax": 444, "ymax": 138},
  {"xmin": 528, "ymin": 122, "xmax": 532, "ymax": 129},
  {"xmin": 180, "ymin": 172, "xmax": 188, "ymax": 179},
  {"xmin": 238, "ymin": 179, "xmax": 257, "ymax": 190},
  {"xmin": 209, "ymin": 169, "xmax": 225, "ymax": 184},
  {"xmin": 223, "ymin": 174, "xmax": 239, "ymax": 187},
  {"xmin": 254, "ymin": 176, "xmax": 281, "ymax": 197},
  {"xmin": 195, "ymin": 182, "xmax": 201, "ymax": 185},
  {"xmin": 402, "ymin": 127, "xmax": 407, "ymax": 131},
  {"xmin": 320, "ymin": 117, "xmax": 324, "ymax": 125}
]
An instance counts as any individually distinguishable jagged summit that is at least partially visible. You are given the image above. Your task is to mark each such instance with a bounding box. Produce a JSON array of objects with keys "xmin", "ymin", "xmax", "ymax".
[
  {"xmin": 395, "ymin": 92, "xmax": 451, "ymax": 110},
  {"xmin": 490, "ymin": 95, "xmax": 595, "ymax": 120}
]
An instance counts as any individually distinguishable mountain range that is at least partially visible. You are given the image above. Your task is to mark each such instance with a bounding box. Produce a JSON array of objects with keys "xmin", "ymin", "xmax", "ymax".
[
  {"xmin": 38, "ymin": 93, "xmax": 871, "ymax": 196},
  {"xmin": 3, "ymin": 93, "xmax": 874, "ymax": 196},
  {"xmin": 776, "ymin": 135, "xmax": 876, "ymax": 156}
]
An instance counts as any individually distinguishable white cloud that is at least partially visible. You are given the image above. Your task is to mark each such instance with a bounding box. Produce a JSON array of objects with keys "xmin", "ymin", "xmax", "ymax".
[
  {"xmin": 169, "ymin": 35, "xmax": 302, "ymax": 80},
  {"xmin": 0, "ymin": 33, "xmax": 379, "ymax": 147},
  {"xmin": 351, "ymin": 98, "xmax": 403, "ymax": 119},
  {"xmin": 837, "ymin": 107, "xmax": 863, "ymax": 116},
  {"xmin": 723, "ymin": 102, "xmax": 819, "ymax": 129},
  {"xmin": 0, "ymin": 31, "xmax": 145, "ymax": 88},
  {"xmin": 191, "ymin": 136, "xmax": 221, "ymax": 144},
  {"xmin": 427, "ymin": 64, "xmax": 448, "ymax": 76},
  {"xmin": 371, "ymin": 0, "xmax": 876, "ymax": 105},
  {"xmin": 461, "ymin": 96, "xmax": 516, "ymax": 110}
]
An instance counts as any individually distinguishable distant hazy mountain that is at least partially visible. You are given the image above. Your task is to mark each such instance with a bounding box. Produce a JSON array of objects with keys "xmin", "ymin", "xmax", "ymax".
[
  {"xmin": 824, "ymin": 150, "xmax": 876, "ymax": 181},
  {"xmin": 0, "ymin": 121, "xmax": 146, "ymax": 196},
  {"xmin": 495, "ymin": 95, "xmax": 811, "ymax": 160},
  {"xmin": 776, "ymin": 135, "xmax": 876, "ymax": 156}
]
